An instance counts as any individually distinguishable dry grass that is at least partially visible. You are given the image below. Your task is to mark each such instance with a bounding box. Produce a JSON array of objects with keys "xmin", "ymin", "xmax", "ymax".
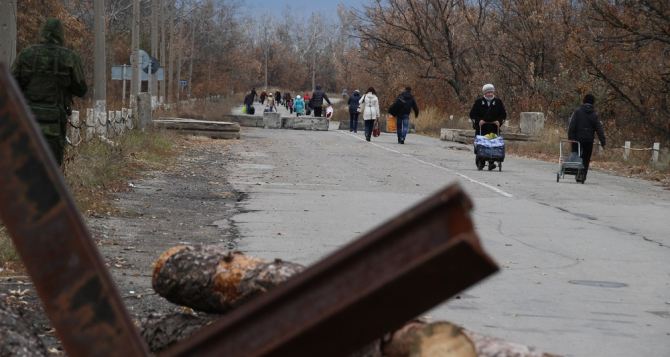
[
  {"xmin": 414, "ymin": 106, "xmax": 472, "ymax": 137},
  {"xmin": 156, "ymin": 96, "xmax": 238, "ymax": 121},
  {"xmin": 0, "ymin": 226, "xmax": 20, "ymax": 274},
  {"xmin": 64, "ymin": 129, "xmax": 178, "ymax": 216}
]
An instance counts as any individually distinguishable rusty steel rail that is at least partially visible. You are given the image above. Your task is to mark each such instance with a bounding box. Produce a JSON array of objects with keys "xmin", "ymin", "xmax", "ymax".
[
  {"xmin": 0, "ymin": 65, "xmax": 149, "ymax": 356},
  {"xmin": 164, "ymin": 184, "xmax": 498, "ymax": 357}
]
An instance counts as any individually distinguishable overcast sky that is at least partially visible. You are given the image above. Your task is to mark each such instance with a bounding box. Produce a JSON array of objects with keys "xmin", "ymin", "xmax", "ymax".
[{"xmin": 239, "ymin": 0, "xmax": 364, "ymax": 20}]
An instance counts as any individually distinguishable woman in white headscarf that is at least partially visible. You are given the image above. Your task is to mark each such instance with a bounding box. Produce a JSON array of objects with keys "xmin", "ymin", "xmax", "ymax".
[{"xmin": 358, "ymin": 87, "xmax": 380, "ymax": 141}]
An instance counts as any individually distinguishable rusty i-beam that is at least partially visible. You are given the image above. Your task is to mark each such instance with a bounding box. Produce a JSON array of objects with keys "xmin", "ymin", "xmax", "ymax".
[{"xmin": 0, "ymin": 64, "xmax": 498, "ymax": 357}]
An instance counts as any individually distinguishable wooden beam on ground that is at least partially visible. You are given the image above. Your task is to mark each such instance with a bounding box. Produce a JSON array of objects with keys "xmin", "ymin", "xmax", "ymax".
[
  {"xmin": 440, "ymin": 128, "xmax": 536, "ymax": 143},
  {"xmin": 154, "ymin": 118, "xmax": 240, "ymax": 139}
]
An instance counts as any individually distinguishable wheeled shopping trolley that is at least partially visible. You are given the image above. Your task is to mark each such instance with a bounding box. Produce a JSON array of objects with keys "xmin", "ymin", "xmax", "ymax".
[
  {"xmin": 474, "ymin": 124, "xmax": 505, "ymax": 171},
  {"xmin": 557, "ymin": 139, "xmax": 585, "ymax": 183}
]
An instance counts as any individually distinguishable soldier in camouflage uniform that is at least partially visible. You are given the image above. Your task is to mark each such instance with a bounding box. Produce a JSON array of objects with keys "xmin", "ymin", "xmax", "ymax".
[{"xmin": 11, "ymin": 18, "xmax": 88, "ymax": 166}]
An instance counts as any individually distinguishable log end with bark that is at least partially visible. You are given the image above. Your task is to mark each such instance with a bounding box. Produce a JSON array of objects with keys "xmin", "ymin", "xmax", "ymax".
[
  {"xmin": 152, "ymin": 245, "xmax": 304, "ymax": 313},
  {"xmin": 383, "ymin": 321, "xmax": 476, "ymax": 357}
]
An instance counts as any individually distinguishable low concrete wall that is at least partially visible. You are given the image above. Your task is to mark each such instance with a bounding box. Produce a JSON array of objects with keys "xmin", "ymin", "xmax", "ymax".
[
  {"xmin": 209, "ymin": 113, "xmax": 328, "ymax": 131},
  {"xmin": 263, "ymin": 112, "xmax": 282, "ymax": 129},
  {"xmin": 284, "ymin": 117, "xmax": 329, "ymax": 131}
]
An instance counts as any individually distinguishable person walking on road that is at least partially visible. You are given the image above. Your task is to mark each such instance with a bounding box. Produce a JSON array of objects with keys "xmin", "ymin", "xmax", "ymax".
[
  {"xmin": 568, "ymin": 94, "xmax": 606, "ymax": 183},
  {"xmin": 469, "ymin": 83, "xmax": 507, "ymax": 170},
  {"xmin": 359, "ymin": 87, "xmax": 380, "ymax": 142},
  {"xmin": 293, "ymin": 95, "xmax": 305, "ymax": 117},
  {"xmin": 11, "ymin": 18, "xmax": 88, "ymax": 167},
  {"xmin": 347, "ymin": 89, "xmax": 362, "ymax": 133},
  {"xmin": 309, "ymin": 85, "xmax": 331, "ymax": 117},
  {"xmin": 265, "ymin": 93, "xmax": 276, "ymax": 112},
  {"xmin": 244, "ymin": 90, "xmax": 255, "ymax": 114},
  {"xmin": 388, "ymin": 87, "xmax": 419, "ymax": 144}
]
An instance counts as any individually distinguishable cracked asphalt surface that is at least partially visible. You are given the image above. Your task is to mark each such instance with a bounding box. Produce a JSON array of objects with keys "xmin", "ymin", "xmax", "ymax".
[{"xmin": 225, "ymin": 126, "xmax": 670, "ymax": 357}]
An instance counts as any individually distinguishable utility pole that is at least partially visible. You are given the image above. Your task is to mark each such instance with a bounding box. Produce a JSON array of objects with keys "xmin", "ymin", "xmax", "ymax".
[
  {"xmin": 0, "ymin": 0, "xmax": 17, "ymax": 66},
  {"xmin": 130, "ymin": 0, "xmax": 140, "ymax": 105},
  {"xmin": 93, "ymin": 0, "xmax": 106, "ymax": 114}
]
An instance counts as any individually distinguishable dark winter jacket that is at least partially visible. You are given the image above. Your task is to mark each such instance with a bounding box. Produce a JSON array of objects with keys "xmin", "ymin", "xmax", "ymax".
[
  {"xmin": 348, "ymin": 92, "xmax": 361, "ymax": 113},
  {"xmin": 389, "ymin": 91, "xmax": 419, "ymax": 117},
  {"xmin": 244, "ymin": 93, "xmax": 254, "ymax": 106},
  {"xmin": 568, "ymin": 104, "xmax": 606, "ymax": 146},
  {"xmin": 310, "ymin": 86, "xmax": 331, "ymax": 108},
  {"xmin": 469, "ymin": 97, "xmax": 507, "ymax": 132}
]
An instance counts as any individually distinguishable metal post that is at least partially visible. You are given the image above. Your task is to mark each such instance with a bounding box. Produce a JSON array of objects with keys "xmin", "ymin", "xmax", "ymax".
[
  {"xmin": 652, "ymin": 142, "xmax": 660, "ymax": 165},
  {"xmin": 624, "ymin": 141, "xmax": 631, "ymax": 161},
  {"xmin": 122, "ymin": 64, "xmax": 127, "ymax": 107}
]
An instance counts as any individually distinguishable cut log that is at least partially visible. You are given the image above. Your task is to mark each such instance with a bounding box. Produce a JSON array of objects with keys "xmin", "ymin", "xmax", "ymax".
[
  {"xmin": 152, "ymin": 245, "xmax": 304, "ymax": 313},
  {"xmin": 0, "ymin": 301, "xmax": 48, "ymax": 357},
  {"xmin": 383, "ymin": 321, "xmax": 476, "ymax": 357}
]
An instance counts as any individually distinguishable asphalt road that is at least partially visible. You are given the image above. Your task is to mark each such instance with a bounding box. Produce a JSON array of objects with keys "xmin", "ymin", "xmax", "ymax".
[{"xmin": 226, "ymin": 126, "xmax": 670, "ymax": 357}]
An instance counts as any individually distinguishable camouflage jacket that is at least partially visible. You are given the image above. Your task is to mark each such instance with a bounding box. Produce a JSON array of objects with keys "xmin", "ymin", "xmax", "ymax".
[{"xmin": 11, "ymin": 18, "xmax": 87, "ymax": 124}]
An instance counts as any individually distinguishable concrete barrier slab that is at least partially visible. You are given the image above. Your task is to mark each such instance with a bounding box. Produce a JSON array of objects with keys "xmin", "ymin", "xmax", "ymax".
[
  {"xmin": 520, "ymin": 112, "xmax": 545, "ymax": 136},
  {"xmin": 263, "ymin": 112, "xmax": 282, "ymax": 129}
]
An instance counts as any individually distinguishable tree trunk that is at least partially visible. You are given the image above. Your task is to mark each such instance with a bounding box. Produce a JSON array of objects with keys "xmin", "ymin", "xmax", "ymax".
[
  {"xmin": 93, "ymin": 0, "xmax": 106, "ymax": 115},
  {"xmin": 0, "ymin": 0, "xmax": 17, "ymax": 66},
  {"xmin": 188, "ymin": 20, "xmax": 195, "ymax": 99},
  {"xmin": 130, "ymin": 0, "xmax": 140, "ymax": 105},
  {"xmin": 150, "ymin": 0, "xmax": 159, "ymax": 102},
  {"xmin": 159, "ymin": 0, "xmax": 167, "ymax": 103},
  {"xmin": 152, "ymin": 245, "xmax": 304, "ymax": 313},
  {"xmin": 0, "ymin": 301, "xmax": 48, "ymax": 357},
  {"xmin": 167, "ymin": 2, "xmax": 175, "ymax": 104}
]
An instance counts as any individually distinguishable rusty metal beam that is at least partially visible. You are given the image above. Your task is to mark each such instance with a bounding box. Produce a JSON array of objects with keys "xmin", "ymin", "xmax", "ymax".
[
  {"xmin": 0, "ymin": 65, "xmax": 149, "ymax": 356},
  {"xmin": 164, "ymin": 184, "xmax": 498, "ymax": 357}
]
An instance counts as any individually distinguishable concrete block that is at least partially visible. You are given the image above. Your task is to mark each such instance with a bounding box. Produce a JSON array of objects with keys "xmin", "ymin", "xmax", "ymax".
[
  {"xmin": 519, "ymin": 112, "xmax": 545, "ymax": 136},
  {"xmin": 263, "ymin": 112, "xmax": 282, "ymax": 129},
  {"xmin": 284, "ymin": 117, "xmax": 329, "ymax": 131},
  {"xmin": 440, "ymin": 128, "xmax": 456, "ymax": 141}
]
